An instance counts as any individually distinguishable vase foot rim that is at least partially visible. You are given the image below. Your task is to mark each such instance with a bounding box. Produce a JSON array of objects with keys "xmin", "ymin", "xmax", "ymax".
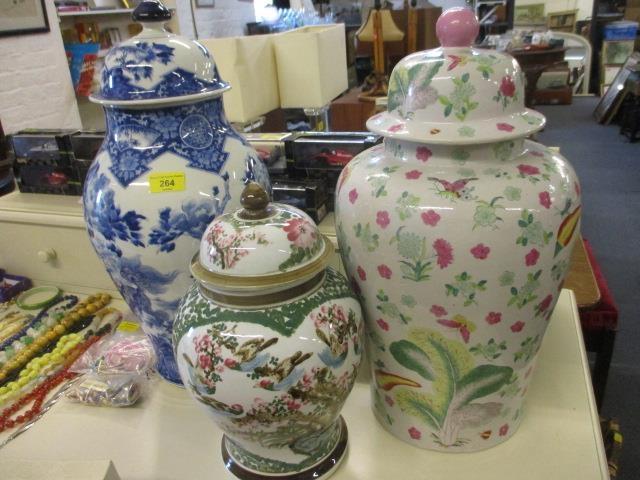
[{"xmin": 221, "ymin": 416, "xmax": 348, "ymax": 480}]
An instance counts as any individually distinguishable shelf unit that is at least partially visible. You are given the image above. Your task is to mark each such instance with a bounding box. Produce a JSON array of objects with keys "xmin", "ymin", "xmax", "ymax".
[
  {"xmin": 55, "ymin": 2, "xmax": 179, "ymax": 130},
  {"xmin": 57, "ymin": 8, "xmax": 134, "ymax": 17}
]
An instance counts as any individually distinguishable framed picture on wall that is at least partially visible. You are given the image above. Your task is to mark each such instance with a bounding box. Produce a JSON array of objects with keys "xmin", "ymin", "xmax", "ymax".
[
  {"xmin": 195, "ymin": 0, "xmax": 215, "ymax": 7},
  {"xmin": 514, "ymin": 4, "xmax": 546, "ymax": 26},
  {"xmin": 0, "ymin": 0, "xmax": 50, "ymax": 37}
]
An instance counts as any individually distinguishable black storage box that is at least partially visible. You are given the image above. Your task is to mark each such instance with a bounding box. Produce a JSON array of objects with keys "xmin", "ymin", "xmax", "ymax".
[
  {"xmin": 69, "ymin": 131, "xmax": 105, "ymax": 188},
  {"xmin": 11, "ymin": 129, "xmax": 80, "ymax": 195},
  {"xmin": 271, "ymin": 178, "xmax": 329, "ymax": 223},
  {"xmin": 286, "ymin": 132, "xmax": 381, "ymax": 171},
  {"xmin": 244, "ymin": 132, "xmax": 291, "ymax": 175}
]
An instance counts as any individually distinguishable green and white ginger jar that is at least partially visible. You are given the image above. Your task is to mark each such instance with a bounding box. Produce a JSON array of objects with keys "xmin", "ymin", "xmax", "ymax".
[
  {"xmin": 334, "ymin": 8, "xmax": 581, "ymax": 452},
  {"xmin": 174, "ymin": 183, "xmax": 363, "ymax": 479}
]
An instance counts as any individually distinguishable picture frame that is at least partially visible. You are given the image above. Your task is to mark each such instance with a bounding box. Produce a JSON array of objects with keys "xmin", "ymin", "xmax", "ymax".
[
  {"xmin": 594, "ymin": 52, "xmax": 640, "ymax": 123},
  {"xmin": 601, "ymin": 40, "xmax": 635, "ymax": 66},
  {"xmin": 514, "ymin": 4, "xmax": 546, "ymax": 26},
  {"xmin": 0, "ymin": 0, "xmax": 50, "ymax": 37}
]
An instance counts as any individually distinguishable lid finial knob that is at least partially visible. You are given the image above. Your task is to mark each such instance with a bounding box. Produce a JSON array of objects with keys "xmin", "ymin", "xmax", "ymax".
[
  {"xmin": 239, "ymin": 182, "xmax": 271, "ymax": 219},
  {"xmin": 436, "ymin": 7, "xmax": 479, "ymax": 48}
]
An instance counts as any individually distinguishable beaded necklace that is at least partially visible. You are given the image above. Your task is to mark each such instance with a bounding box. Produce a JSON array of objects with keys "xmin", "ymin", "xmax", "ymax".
[
  {"xmin": 0, "ymin": 295, "xmax": 79, "ymax": 359},
  {"xmin": 0, "ymin": 313, "xmax": 31, "ymax": 343},
  {"xmin": 0, "ymin": 306, "xmax": 120, "ymax": 409},
  {"xmin": 0, "ymin": 332, "xmax": 105, "ymax": 432},
  {"xmin": 0, "ymin": 333, "xmax": 82, "ymax": 405},
  {"xmin": 0, "ymin": 299, "xmax": 15, "ymax": 314},
  {"xmin": 0, "ymin": 294, "xmax": 111, "ymax": 385}
]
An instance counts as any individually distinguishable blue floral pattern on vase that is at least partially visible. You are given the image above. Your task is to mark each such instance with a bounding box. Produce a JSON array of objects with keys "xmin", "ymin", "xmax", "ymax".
[
  {"xmin": 84, "ymin": 96, "xmax": 270, "ymax": 384},
  {"xmin": 104, "ymin": 98, "xmax": 245, "ymax": 187},
  {"xmin": 87, "ymin": 172, "xmax": 146, "ymax": 255},
  {"xmin": 101, "ymin": 41, "xmax": 227, "ymax": 101},
  {"xmin": 148, "ymin": 173, "xmax": 231, "ymax": 253}
]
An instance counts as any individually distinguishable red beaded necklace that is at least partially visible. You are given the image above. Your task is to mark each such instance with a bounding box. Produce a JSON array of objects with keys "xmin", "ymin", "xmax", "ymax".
[{"xmin": 0, "ymin": 334, "xmax": 102, "ymax": 432}]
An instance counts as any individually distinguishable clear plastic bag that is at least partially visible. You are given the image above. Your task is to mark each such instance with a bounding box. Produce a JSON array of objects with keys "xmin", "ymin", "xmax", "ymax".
[
  {"xmin": 70, "ymin": 327, "xmax": 156, "ymax": 376},
  {"xmin": 66, "ymin": 321, "xmax": 156, "ymax": 407},
  {"xmin": 66, "ymin": 374, "xmax": 144, "ymax": 407}
]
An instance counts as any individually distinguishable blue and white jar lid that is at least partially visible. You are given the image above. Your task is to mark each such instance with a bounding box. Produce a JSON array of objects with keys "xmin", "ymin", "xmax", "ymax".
[{"xmin": 91, "ymin": 0, "xmax": 230, "ymax": 106}]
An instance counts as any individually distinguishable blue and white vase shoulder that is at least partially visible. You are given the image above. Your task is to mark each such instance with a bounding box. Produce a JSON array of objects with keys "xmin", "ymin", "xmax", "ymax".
[{"xmin": 83, "ymin": 1, "xmax": 270, "ymax": 384}]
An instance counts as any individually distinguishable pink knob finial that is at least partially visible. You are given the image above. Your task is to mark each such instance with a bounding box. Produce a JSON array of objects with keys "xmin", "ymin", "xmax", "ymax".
[{"xmin": 436, "ymin": 7, "xmax": 479, "ymax": 48}]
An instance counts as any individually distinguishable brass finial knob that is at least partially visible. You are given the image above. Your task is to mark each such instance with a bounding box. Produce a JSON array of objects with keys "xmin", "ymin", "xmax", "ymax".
[{"xmin": 238, "ymin": 182, "xmax": 271, "ymax": 219}]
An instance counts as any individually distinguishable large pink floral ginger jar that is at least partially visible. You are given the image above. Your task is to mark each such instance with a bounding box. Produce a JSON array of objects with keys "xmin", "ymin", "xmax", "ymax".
[
  {"xmin": 174, "ymin": 183, "xmax": 363, "ymax": 479},
  {"xmin": 334, "ymin": 8, "xmax": 581, "ymax": 452}
]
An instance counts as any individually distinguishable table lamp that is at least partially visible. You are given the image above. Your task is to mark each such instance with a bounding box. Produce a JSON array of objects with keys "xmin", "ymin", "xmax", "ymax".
[
  {"xmin": 356, "ymin": 1, "xmax": 405, "ymax": 101},
  {"xmin": 200, "ymin": 35, "xmax": 280, "ymax": 130},
  {"xmin": 273, "ymin": 24, "xmax": 348, "ymax": 131},
  {"xmin": 407, "ymin": 0, "xmax": 418, "ymax": 54}
]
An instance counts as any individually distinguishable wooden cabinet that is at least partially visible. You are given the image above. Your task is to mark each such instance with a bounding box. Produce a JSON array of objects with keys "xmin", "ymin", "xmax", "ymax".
[
  {"xmin": 0, "ymin": 193, "xmax": 346, "ymax": 295},
  {"xmin": 0, "ymin": 192, "xmax": 117, "ymax": 294},
  {"xmin": 330, "ymin": 88, "xmax": 377, "ymax": 132}
]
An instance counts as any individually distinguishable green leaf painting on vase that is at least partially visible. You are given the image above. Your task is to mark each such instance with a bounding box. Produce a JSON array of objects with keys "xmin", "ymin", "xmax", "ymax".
[
  {"xmin": 444, "ymin": 271, "xmax": 487, "ymax": 306},
  {"xmin": 353, "ymin": 222, "xmax": 379, "ymax": 252},
  {"xmin": 470, "ymin": 338, "xmax": 507, "ymax": 361},
  {"xmin": 387, "ymin": 329, "xmax": 512, "ymax": 447},
  {"xmin": 395, "ymin": 191, "xmax": 421, "ymax": 221},
  {"xmin": 376, "ymin": 289, "xmax": 413, "ymax": 324},
  {"xmin": 392, "ymin": 228, "xmax": 433, "ymax": 282},
  {"xmin": 474, "ymin": 54, "xmax": 499, "ymax": 79},
  {"xmin": 473, "ymin": 197, "xmax": 504, "ymax": 230},
  {"xmin": 516, "ymin": 210, "xmax": 553, "ymax": 247},
  {"xmin": 388, "ymin": 60, "xmax": 444, "ymax": 117},
  {"xmin": 514, "ymin": 335, "xmax": 542, "ymax": 363},
  {"xmin": 278, "ymin": 242, "xmax": 322, "ymax": 272},
  {"xmin": 507, "ymin": 269, "xmax": 542, "ymax": 308},
  {"xmin": 368, "ymin": 166, "xmax": 399, "ymax": 198},
  {"xmin": 438, "ymin": 73, "xmax": 478, "ymax": 121}
]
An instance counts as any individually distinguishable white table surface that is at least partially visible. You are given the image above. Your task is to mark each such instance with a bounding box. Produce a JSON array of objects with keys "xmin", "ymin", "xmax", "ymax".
[{"xmin": 0, "ymin": 290, "xmax": 609, "ymax": 480}]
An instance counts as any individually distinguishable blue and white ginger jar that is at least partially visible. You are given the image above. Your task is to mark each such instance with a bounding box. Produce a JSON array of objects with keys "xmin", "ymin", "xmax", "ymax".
[{"xmin": 83, "ymin": 0, "xmax": 270, "ymax": 384}]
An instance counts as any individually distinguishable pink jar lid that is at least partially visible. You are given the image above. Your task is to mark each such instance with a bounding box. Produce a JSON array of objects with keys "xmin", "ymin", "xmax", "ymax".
[
  {"xmin": 436, "ymin": 7, "xmax": 480, "ymax": 48},
  {"xmin": 366, "ymin": 7, "xmax": 546, "ymax": 145}
]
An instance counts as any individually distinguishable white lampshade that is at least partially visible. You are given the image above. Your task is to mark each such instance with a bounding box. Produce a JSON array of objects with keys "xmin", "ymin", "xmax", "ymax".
[
  {"xmin": 199, "ymin": 35, "xmax": 280, "ymax": 123},
  {"xmin": 273, "ymin": 24, "xmax": 348, "ymax": 109}
]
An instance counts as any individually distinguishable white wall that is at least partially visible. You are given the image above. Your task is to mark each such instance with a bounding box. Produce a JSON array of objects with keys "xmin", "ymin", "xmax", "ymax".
[
  {"xmin": 0, "ymin": 0, "xmax": 81, "ymax": 134},
  {"xmin": 176, "ymin": 0, "xmax": 256, "ymax": 39}
]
